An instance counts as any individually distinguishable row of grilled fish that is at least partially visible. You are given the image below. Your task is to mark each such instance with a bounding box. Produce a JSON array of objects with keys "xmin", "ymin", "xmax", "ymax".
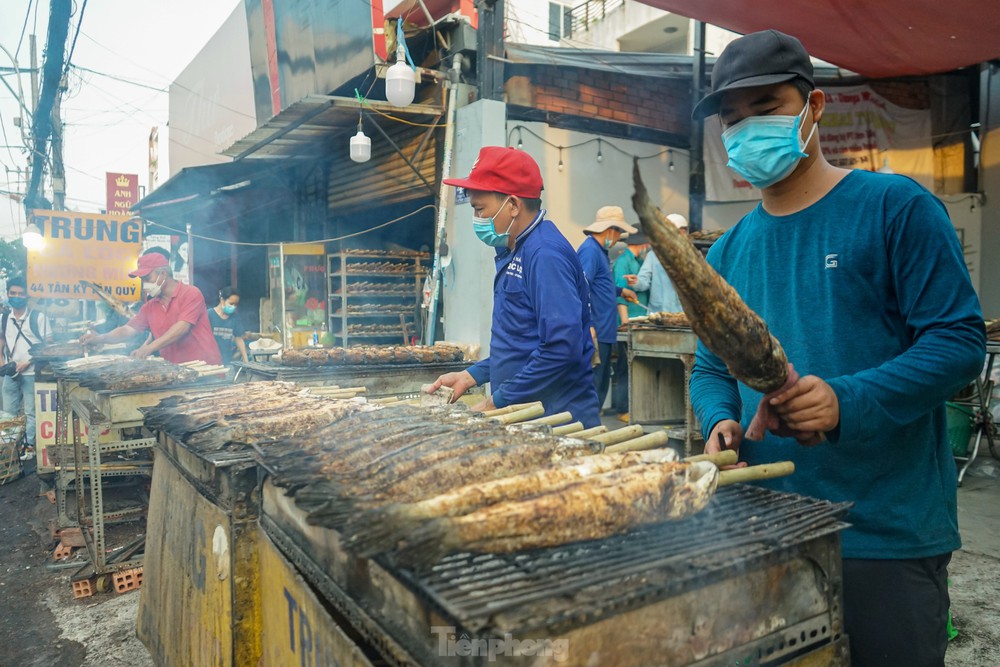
[
  {"xmin": 54, "ymin": 356, "xmax": 200, "ymax": 391},
  {"xmin": 280, "ymin": 344, "xmax": 464, "ymax": 367},
  {"xmin": 143, "ymin": 384, "xmax": 719, "ymax": 568}
]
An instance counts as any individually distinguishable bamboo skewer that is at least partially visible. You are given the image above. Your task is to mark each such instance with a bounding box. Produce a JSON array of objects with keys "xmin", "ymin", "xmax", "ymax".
[
  {"xmin": 492, "ymin": 404, "xmax": 546, "ymax": 424},
  {"xmin": 371, "ymin": 396, "xmax": 401, "ymax": 405},
  {"xmin": 605, "ymin": 430, "xmax": 670, "ymax": 453},
  {"xmin": 481, "ymin": 402, "xmax": 543, "ymax": 418},
  {"xmin": 684, "ymin": 450, "xmax": 739, "ymax": 466},
  {"xmin": 718, "ymin": 461, "xmax": 795, "ymax": 486},
  {"xmin": 309, "ymin": 385, "xmax": 366, "ymax": 395},
  {"xmin": 551, "ymin": 422, "xmax": 584, "ymax": 436},
  {"xmin": 575, "ymin": 425, "xmax": 608, "ymax": 439},
  {"xmin": 523, "ymin": 411, "xmax": 573, "ymax": 427},
  {"xmin": 589, "ymin": 425, "xmax": 644, "ymax": 446}
]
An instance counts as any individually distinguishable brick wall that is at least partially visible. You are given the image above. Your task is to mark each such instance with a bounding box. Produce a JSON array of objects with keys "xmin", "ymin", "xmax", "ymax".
[
  {"xmin": 507, "ymin": 67, "xmax": 692, "ymax": 137},
  {"xmin": 868, "ymin": 80, "xmax": 931, "ymax": 110}
]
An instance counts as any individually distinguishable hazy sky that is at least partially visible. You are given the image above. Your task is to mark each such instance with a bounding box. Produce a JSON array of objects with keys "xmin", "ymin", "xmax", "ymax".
[{"xmin": 0, "ymin": 0, "xmax": 242, "ymax": 240}]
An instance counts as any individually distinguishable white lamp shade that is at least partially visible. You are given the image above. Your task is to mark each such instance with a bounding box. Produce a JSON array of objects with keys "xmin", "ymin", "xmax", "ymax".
[
  {"xmin": 385, "ymin": 60, "xmax": 416, "ymax": 107},
  {"xmin": 350, "ymin": 130, "xmax": 371, "ymax": 163},
  {"xmin": 23, "ymin": 223, "xmax": 44, "ymax": 250}
]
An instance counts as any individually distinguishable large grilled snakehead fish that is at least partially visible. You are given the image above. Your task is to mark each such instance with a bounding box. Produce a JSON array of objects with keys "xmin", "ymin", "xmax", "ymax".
[{"xmin": 631, "ymin": 159, "xmax": 788, "ymax": 395}]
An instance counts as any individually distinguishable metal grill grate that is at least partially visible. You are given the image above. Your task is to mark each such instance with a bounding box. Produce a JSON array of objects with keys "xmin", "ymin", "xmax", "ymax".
[{"xmin": 391, "ymin": 485, "xmax": 851, "ymax": 634}]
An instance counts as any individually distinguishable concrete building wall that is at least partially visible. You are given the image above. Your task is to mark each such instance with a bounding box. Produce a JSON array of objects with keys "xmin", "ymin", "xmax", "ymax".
[
  {"xmin": 167, "ymin": 6, "xmax": 256, "ymax": 175},
  {"xmin": 441, "ymin": 98, "xmax": 507, "ymax": 358}
]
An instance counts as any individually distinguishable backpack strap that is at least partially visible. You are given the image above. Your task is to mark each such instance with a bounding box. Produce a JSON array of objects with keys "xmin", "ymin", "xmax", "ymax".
[{"xmin": 28, "ymin": 310, "xmax": 43, "ymax": 341}]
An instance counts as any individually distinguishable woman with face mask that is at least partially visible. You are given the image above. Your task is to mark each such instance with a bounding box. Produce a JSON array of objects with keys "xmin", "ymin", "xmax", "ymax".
[{"xmin": 208, "ymin": 286, "xmax": 248, "ymax": 365}]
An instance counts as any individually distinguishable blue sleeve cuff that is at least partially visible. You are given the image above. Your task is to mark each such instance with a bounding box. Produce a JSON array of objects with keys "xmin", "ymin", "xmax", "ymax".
[
  {"xmin": 491, "ymin": 388, "xmax": 508, "ymax": 409},
  {"xmin": 615, "ymin": 286, "xmax": 623, "ymax": 296},
  {"xmin": 467, "ymin": 362, "xmax": 489, "ymax": 386},
  {"xmin": 826, "ymin": 377, "xmax": 859, "ymax": 443}
]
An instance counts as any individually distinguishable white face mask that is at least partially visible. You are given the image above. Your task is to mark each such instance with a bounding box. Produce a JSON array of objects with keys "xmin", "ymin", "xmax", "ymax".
[{"xmin": 143, "ymin": 273, "xmax": 164, "ymax": 298}]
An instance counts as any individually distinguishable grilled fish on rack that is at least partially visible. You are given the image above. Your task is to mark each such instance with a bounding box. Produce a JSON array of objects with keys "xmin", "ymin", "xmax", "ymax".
[
  {"xmin": 143, "ymin": 382, "xmax": 311, "ymax": 436},
  {"xmin": 63, "ymin": 357, "xmax": 200, "ymax": 391},
  {"xmin": 396, "ymin": 460, "xmax": 719, "ymax": 568},
  {"xmin": 298, "ymin": 437, "xmax": 605, "ymax": 528},
  {"xmin": 345, "ymin": 448, "xmax": 681, "ymax": 555},
  {"xmin": 183, "ymin": 397, "xmax": 366, "ymax": 452}
]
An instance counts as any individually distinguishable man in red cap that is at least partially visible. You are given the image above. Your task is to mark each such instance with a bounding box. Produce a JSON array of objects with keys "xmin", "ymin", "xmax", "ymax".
[
  {"xmin": 427, "ymin": 146, "xmax": 601, "ymax": 427},
  {"xmin": 80, "ymin": 248, "xmax": 221, "ymax": 364}
]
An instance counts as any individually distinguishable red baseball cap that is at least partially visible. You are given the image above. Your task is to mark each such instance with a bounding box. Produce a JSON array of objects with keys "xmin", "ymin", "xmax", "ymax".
[
  {"xmin": 443, "ymin": 146, "xmax": 543, "ymax": 199},
  {"xmin": 129, "ymin": 252, "xmax": 169, "ymax": 278}
]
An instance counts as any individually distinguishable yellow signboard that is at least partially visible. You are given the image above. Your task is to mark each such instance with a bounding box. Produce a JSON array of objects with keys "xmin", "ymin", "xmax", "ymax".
[
  {"xmin": 27, "ymin": 209, "xmax": 144, "ymax": 302},
  {"xmin": 259, "ymin": 529, "xmax": 374, "ymax": 667}
]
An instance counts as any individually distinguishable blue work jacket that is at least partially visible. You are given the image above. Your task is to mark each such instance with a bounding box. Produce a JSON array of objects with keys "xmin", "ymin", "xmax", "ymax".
[
  {"xmin": 577, "ymin": 235, "xmax": 622, "ymax": 344},
  {"xmin": 468, "ymin": 212, "xmax": 601, "ymax": 428}
]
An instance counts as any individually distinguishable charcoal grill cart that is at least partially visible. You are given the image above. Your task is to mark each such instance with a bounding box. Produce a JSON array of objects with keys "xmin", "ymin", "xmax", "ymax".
[
  {"xmin": 137, "ymin": 428, "xmax": 262, "ymax": 665},
  {"xmin": 260, "ymin": 479, "xmax": 851, "ymax": 666},
  {"xmin": 627, "ymin": 324, "xmax": 701, "ymax": 454}
]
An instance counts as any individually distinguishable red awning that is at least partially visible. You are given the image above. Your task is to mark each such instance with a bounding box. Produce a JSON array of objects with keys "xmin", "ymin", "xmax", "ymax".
[{"xmin": 633, "ymin": 0, "xmax": 1000, "ymax": 78}]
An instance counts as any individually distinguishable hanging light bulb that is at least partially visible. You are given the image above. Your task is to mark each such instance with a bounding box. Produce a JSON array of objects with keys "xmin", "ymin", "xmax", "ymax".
[
  {"xmin": 557, "ymin": 148, "xmax": 564, "ymax": 172},
  {"xmin": 596, "ymin": 139, "xmax": 603, "ymax": 163},
  {"xmin": 516, "ymin": 128, "xmax": 524, "ymax": 150},
  {"xmin": 668, "ymin": 149, "xmax": 675, "ymax": 172},
  {"xmin": 385, "ymin": 22, "xmax": 416, "ymax": 107},
  {"xmin": 350, "ymin": 115, "xmax": 371, "ymax": 163},
  {"xmin": 22, "ymin": 222, "xmax": 44, "ymax": 250},
  {"xmin": 386, "ymin": 59, "xmax": 416, "ymax": 107}
]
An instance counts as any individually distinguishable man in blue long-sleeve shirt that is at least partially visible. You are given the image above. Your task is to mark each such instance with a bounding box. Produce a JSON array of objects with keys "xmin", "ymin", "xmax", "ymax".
[
  {"xmin": 577, "ymin": 206, "xmax": 638, "ymax": 410},
  {"xmin": 429, "ymin": 146, "xmax": 601, "ymax": 427},
  {"xmin": 689, "ymin": 31, "xmax": 984, "ymax": 666}
]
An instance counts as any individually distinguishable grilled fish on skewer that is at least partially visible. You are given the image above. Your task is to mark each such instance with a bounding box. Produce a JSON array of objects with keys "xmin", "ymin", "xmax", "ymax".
[
  {"xmin": 396, "ymin": 460, "xmax": 719, "ymax": 569},
  {"xmin": 632, "ymin": 159, "xmax": 788, "ymax": 394},
  {"xmin": 298, "ymin": 438, "xmax": 605, "ymax": 527},
  {"xmin": 345, "ymin": 448, "xmax": 681, "ymax": 555}
]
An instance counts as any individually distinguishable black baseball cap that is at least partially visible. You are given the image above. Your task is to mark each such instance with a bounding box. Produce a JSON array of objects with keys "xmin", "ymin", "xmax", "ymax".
[
  {"xmin": 624, "ymin": 224, "xmax": 649, "ymax": 246},
  {"xmin": 693, "ymin": 30, "xmax": 814, "ymax": 120}
]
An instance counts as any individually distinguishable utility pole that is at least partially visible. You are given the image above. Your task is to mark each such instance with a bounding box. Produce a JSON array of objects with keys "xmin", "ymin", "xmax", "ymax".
[
  {"xmin": 29, "ymin": 35, "xmax": 39, "ymax": 112},
  {"xmin": 476, "ymin": 0, "xmax": 505, "ymax": 101},
  {"xmin": 24, "ymin": 0, "xmax": 72, "ymax": 218},
  {"xmin": 51, "ymin": 74, "xmax": 66, "ymax": 209},
  {"xmin": 688, "ymin": 20, "xmax": 706, "ymax": 232}
]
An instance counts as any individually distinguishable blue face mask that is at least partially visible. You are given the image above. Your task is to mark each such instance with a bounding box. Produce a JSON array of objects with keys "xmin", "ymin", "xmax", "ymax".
[
  {"xmin": 721, "ymin": 100, "xmax": 817, "ymax": 190},
  {"xmin": 7, "ymin": 296, "xmax": 26, "ymax": 310},
  {"xmin": 223, "ymin": 304, "xmax": 236, "ymax": 315},
  {"xmin": 472, "ymin": 197, "xmax": 514, "ymax": 248}
]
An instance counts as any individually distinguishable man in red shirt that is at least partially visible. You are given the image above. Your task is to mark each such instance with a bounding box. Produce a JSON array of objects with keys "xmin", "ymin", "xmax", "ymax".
[{"xmin": 81, "ymin": 252, "xmax": 221, "ymax": 364}]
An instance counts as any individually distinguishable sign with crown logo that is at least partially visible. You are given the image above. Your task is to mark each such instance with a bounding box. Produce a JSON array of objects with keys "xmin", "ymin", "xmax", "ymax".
[{"xmin": 106, "ymin": 172, "xmax": 139, "ymax": 214}]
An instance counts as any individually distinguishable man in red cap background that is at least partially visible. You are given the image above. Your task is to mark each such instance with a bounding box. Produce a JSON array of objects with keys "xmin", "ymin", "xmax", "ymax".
[
  {"xmin": 81, "ymin": 248, "xmax": 221, "ymax": 364},
  {"xmin": 427, "ymin": 146, "xmax": 601, "ymax": 427}
]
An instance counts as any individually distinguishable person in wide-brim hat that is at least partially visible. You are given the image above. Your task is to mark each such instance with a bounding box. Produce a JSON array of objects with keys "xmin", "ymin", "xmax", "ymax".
[{"xmin": 577, "ymin": 205, "xmax": 639, "ymax": 411}]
